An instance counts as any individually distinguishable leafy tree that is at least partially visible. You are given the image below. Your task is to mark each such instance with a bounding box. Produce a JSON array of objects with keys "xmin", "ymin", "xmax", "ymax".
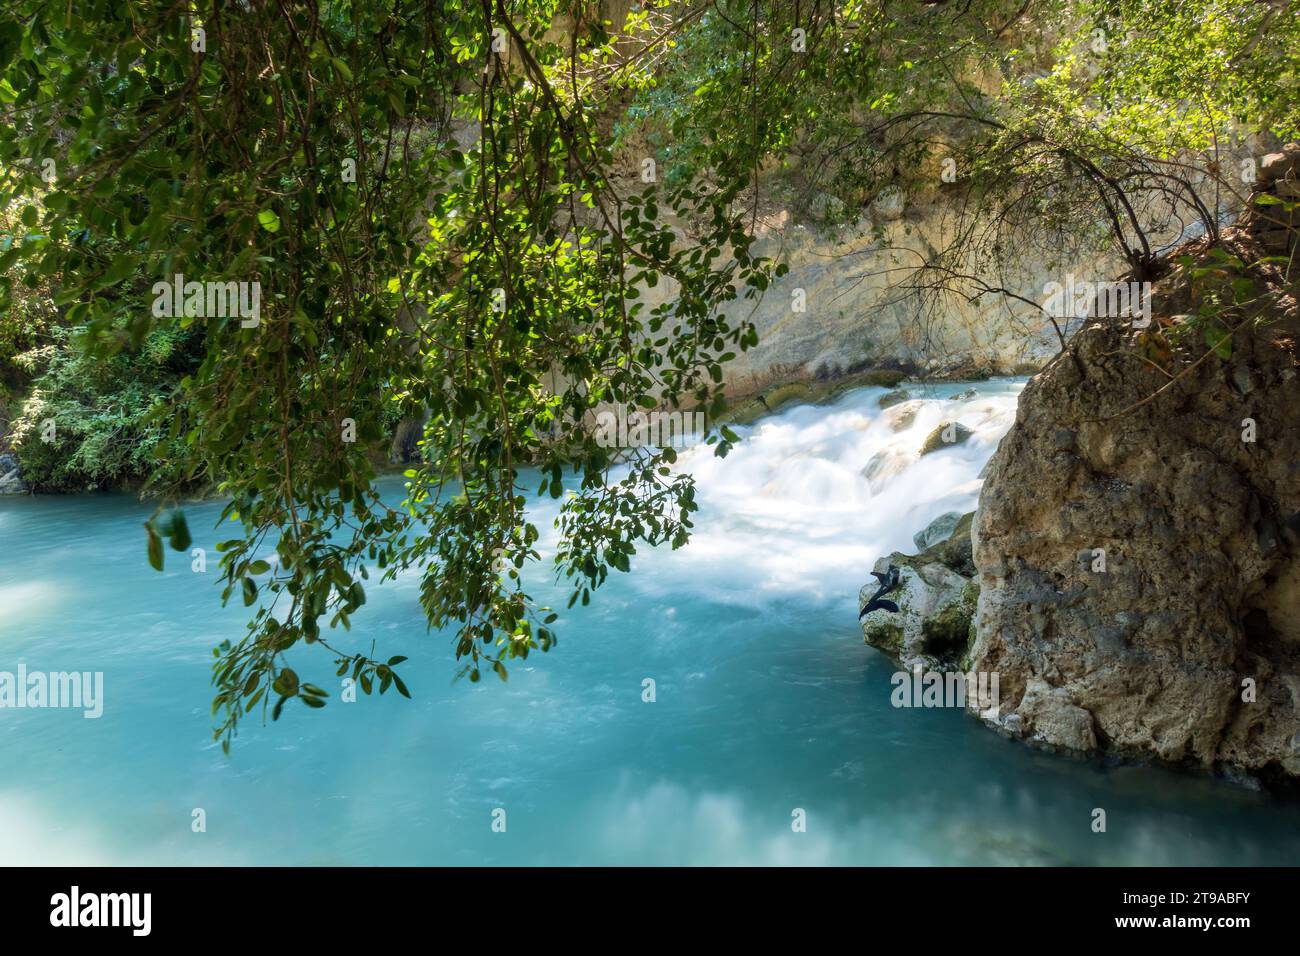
[
  {"xmin": 0, "ymin": 0, "xmax": 773, "ymax": 749},
  {"xmin": 1, "ymin": 197, "xmax": 57, "ymax": 393}
]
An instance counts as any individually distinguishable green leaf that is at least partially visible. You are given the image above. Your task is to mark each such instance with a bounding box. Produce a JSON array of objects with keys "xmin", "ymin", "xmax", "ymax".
[
  {"xmin": 257, "ymin": 208, "xmax": 281, "ymax": 232},
  {"xmin": 1204, "ymin": 324, "xmax": 1232, "ymax": 359},
  {"xmin": 165, "ymin": 510, "xmax": 192, "ymax": 552},
  {"xmin": 98, "ymin": 253, "xmax": 137, "ymax": 288},
  {"xmin": 145, "ymin": 523, "xmax": 164, "ymax": 572}
]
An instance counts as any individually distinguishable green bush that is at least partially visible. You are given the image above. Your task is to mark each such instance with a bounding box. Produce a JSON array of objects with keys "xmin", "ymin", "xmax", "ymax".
[{"xmin": 10, "ymin": 326, "xmax": 197, "ymax": 492}]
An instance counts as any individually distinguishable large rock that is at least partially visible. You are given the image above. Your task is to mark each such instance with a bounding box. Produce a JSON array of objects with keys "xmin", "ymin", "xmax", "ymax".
[
  {"xmin": 860, "ymin": 512, "xmax": 978, "ymax": 671},
  {"xmin": 971, "ymin": 217, "xmax": 1300, "ymax": 782},
  {"xmin": 1018, "ymin": 678, "xmax": 1098, "ymax": 752},
  {"xmin": 0, "ymin": 452, "xmax": 26, "ymax": 495},
  {"xmin": 1249, "ymin": 145, "xmax": 1299, "ymax": 258},
  {"xmin": 629, "ymin": 179, "xmax": 1229, "ymax": 403},
  {"xmin": 919, "ymin": 421, "xmax": 973, "ymax": 455},
  {"xmin": 885, "ymin": 400, "xmax": 923, "ymax": 432}
]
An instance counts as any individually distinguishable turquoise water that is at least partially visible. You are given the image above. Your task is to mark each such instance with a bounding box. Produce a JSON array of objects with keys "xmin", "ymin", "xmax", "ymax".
[{"xmin": 2, "ymin": 379, "xmax": 1298, "ymax": 865}]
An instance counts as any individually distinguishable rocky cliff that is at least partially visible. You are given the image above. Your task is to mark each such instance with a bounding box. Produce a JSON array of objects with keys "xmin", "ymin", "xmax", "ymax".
[{"xmin": 969, "ymin": 147, "xmax": 1300, "ymax": 785}]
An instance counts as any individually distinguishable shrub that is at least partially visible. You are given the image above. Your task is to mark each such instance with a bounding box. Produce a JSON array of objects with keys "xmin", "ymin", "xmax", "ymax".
[{"xmin": 10, "ymin": 326, "xmax": 196, "ymax": 492}]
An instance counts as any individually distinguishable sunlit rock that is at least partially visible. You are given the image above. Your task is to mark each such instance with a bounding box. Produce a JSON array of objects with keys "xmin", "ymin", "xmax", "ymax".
[{"xmin": 919, "ymin": 421, "xmax": 973, "ymax": 455}]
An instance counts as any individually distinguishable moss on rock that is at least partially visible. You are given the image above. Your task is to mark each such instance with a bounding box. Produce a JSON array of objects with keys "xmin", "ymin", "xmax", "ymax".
[
  {"xmin": 862, "ymin": 619, "xmax": 906, "ymax": 655},
  {"xmin": 919, "ymin": 421, "xmax": 974, "ymax": 455},
  {"xmin": 860, "ymin": 510, "xmax": 980, "ymax": 669},
  {"xmin": 718, "ymin": 367, "xmax": 914, "ymax": 426}
]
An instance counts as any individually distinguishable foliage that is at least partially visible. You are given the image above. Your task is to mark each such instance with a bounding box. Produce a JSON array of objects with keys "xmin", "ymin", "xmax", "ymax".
[
  {"xmin": 0, "ymin": 0, "xmax": 1295, "ymax": 750},
  {"xmin": 621, "ymin": 0, "xmax": 1048, "ymax": 217},
  {"xmin": 0, "ymin": 0, "xmax": 772, "ymax": 749},
  {"xmin": 9, "ymin": 324, "xmax": 195, "ymax": 490},
  {"xmin": 0, "ymin": 199, "xmax": 57, "ymax": 392}
]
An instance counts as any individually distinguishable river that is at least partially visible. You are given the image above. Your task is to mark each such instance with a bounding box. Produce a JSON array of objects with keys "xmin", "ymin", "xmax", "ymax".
[{"xmin": 2, "ymin": 378, "xmax": 1298, "ymax": 864}]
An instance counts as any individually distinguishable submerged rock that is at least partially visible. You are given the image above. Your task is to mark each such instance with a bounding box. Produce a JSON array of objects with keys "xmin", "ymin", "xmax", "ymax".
[
  {"xmin": 878, "ymin": 388, "xmax": 910, "ymax": 409},
  {"xmin": 860, "ymin": 447, "xmax": 912, "ymax": 494},
  {"xmin": 919, "ymin": 421, "xmax": 973, "ymax": 455},
  {"xmin": 886, "ymin": 400, "xmax": 923, "ymax": 432}
]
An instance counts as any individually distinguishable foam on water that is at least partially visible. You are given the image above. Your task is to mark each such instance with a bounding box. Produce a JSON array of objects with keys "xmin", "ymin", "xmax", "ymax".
[{"xmin": 658, "ymin": 380, "xmax": 1021, "ymax": 597}]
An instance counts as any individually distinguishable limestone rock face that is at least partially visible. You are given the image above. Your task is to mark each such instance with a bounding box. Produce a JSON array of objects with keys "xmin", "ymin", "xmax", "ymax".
[
  {"xmin": 971, "ymin": 221, "xmax": 1300, "ymax": 779},
  {"xmin": 388, "ymin": 414, "xmax": 427, "ymax": 464},
  {"xmin": 625, "ymin": 191, "xmax": 1163, "ymax": 401},
  {"xmin": 870, "ymin": 185, "xmax": 906, "ymax": 221}
]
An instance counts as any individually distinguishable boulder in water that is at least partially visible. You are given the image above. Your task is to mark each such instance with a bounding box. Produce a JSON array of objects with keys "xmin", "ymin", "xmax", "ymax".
[
  {"xmin": 920, "ymin": 421, "xmax": 973, "ymax": 455},
  {"xmin": 1017, "ymin": 679, "xmax": 1098, "ymax": 753},
  {"xmin": 879, "ymin": 388, "xmax": 910, "ymax": 409},
  {"xmin": 860, "ymin": 447, "xmax": 912, "ymax": 493},
  {"xmin": 860, "ymin": 511, "xmax": 978, "ymax": 671},
  {"xmin": 971, "ymin": 192, "xmax": 1300, "ymax": 780},
  {"xmin": 886, "ymin": 400, "xmax": 923, "ymax": 432},
  {"xmin": 913, "ymin": 511, "xmax": 963, "ymax": 551}
]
